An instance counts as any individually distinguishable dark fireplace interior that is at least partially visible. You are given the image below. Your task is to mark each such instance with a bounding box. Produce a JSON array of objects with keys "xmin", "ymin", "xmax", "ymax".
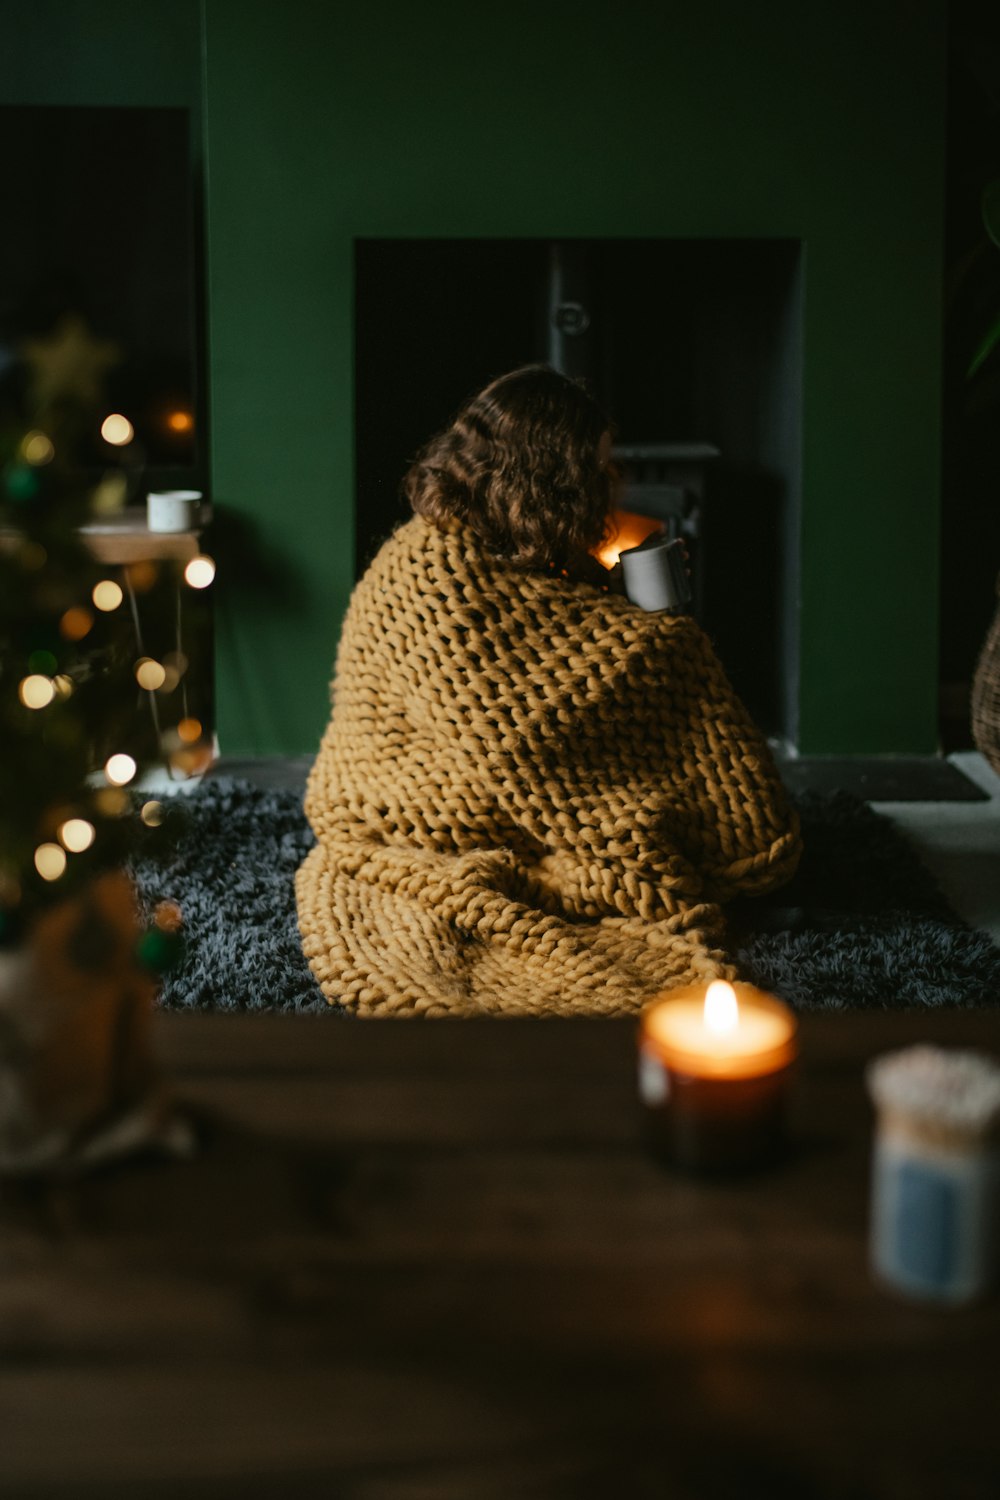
[{"xmin": 355, "ymin": 238, "xmax": 803, "ymax": 739}]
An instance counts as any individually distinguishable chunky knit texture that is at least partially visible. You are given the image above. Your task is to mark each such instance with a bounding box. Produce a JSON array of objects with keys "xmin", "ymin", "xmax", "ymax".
[{"xmin": 296, "ymin": 517, "xmax": 802, "ymax": 1016}]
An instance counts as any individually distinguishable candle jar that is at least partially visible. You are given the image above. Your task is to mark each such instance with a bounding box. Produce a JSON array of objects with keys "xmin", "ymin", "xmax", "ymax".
[{"xmin": 638, "ymin": 981, "xmax": 798, "ymax": 1173}]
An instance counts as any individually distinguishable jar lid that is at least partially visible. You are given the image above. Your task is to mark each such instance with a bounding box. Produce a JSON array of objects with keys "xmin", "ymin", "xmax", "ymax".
[{"xmin": 867, "ymin": 1045, "xmax": 1000, "ymax": 1145}]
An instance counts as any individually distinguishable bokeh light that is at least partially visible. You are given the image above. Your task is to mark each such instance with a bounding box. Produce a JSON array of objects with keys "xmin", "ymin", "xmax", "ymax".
[
  {"xmin": 166, "ymin": 410, "xmax": 194, "ymax": 433},
  {"xmin": 52, "ymin": 674, "xmax": 74, "ymax": 698},
  {"xmin": 154, "ymin": 899, "xmax": 183, "ymax": 932},
  {"xmin": 92, "ymin": 579, "xmax": 124, "ymax": 611},
  {"xmin": 184, "ymin": 555, "xmax": 216, "ymax": 589},
  {"xmin": 94, "ymin": 786, "xmax": 129, "ymax": 816},
  {"xmin": 59, "ymin": 818, "xmax": 96, "ymax": 853},
  {"xmin": 135, "ymin": 657, "xmax": 167, "ymax": 691},
  {"xmin": 21, "ymin": 430, "xmax": 55, "ymax": 465},
  {"xmin": 28, "ymin": 650, "xmax": 58, "ymax": 675},
  {"xmin": 91, "ymin": 470, "xmax": 128, "ymax": 516},
  {"xmin": 6, "ymin": 464, "xmax": 39, "ymax": 503},
  {"xmin": 169, "ymin": 745, "xmax": 213, "ymax": 778},
  {"xmin": 104, "ymin": 753, "xmax": 137, "ymax": 786},
  {"xmin": 125, "ymin": 559, "xmax": 158, "ymax": 593},
  {"xmin": 60, "ymin": 606, "xmax": 94, "ymax": 640},
  {"xmin": 34, "ymin": 843, "xmax": 67, "ymax": 881},
  {"xmin": 19, "ymin": 674, "xmax": 55, "ymax": 709},
  {"xmin": 158, "ymin": 648, "xmax": 187, "ymax": 694},
  {"xmin": 100, "ymin": 413, "xmax": 134, "ymax": 446},
  {"xmin": 177, "ymin": 716, "xmax": 203, "ymax": 743},
  {"xmin": 140, "ymin": 800, "xmax": 164, "ymax": 827}
]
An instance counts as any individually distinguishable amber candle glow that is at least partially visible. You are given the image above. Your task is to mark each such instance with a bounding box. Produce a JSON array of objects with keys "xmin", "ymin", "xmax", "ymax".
[{"xmin": 638, "ymin": 980, "xmax": 798, "ymax": 1172}]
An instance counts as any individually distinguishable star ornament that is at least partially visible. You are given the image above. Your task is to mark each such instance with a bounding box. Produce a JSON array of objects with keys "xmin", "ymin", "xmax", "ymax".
[{"xmin": 20, "ymin": 313, "xmax": 122, "ymax": 413}]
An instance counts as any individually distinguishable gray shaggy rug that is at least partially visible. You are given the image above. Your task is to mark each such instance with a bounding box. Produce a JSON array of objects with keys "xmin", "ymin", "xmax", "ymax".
[{"xmin": 131, "ymin": 778, "xmax": 1000, "ymax": 1014}]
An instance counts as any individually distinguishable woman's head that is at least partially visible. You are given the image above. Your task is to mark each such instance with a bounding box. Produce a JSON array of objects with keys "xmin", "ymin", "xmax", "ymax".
[{"xmin": 403, "ymin": 365, "xmax": 616, "ymax": 571}]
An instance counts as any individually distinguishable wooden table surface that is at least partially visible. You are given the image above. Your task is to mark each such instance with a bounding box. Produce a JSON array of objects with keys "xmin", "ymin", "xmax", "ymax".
[{"xmin": 2, "ymin": 1009, "xmax": 999, "ymax": 1500}]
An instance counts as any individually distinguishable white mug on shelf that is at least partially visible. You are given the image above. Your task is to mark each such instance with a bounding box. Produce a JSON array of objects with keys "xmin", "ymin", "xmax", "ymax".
[{"xmin": 147, "ymin": 489, "xmax": 203, "ymax": 533}]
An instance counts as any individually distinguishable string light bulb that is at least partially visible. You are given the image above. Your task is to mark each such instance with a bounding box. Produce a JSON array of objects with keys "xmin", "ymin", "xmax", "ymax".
[
  {"xmin": 90, "ymin": 470, "xmax": 128, "ymax": 516},
  {"xmin": 92, "ymin": 579, "xmax": 124, "ymax": 612},
  {"xmin": 34, "ymin": 843, "xmax": 67, "ymax": 881},
  {"xmin": 100, "ymin": 413, "xmax": 134, "ymax": 446},
  {"xmin": 177, "ymin": 716, "xmax": 203, "ymax": 743},
  {"xmin": 135, "ymin": 658, "xmax": 167, "ymax": 691},
  {"xmin": 21, "ymin": 430, "xmax": 55, "ymax": 465},
  {"xmin": 184, "ymin": 555, "xmax": 216, "ymax": 589},
  {"xmin": 19, "ymin": 675, "xmax": 55, "ymax": 709},
  {"xmin": 58, "ymin": 818, "xmax": 96, "ymax": 853},
  {"xmin": 60, "ymin": 606, "xmax": 93, "ymax": 640},
  {"xmin": 104, "ymin": 753, "xmax": 137, "ymax": 786},
  {"xmin": 126, "ymin": 560, "xmax": 158, "ymax": 593}
]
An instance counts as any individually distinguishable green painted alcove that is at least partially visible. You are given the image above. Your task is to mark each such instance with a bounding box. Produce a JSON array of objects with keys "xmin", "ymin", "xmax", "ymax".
[{"xmin": 202, "ymin": 0, "xmax": 945, "ymax": 756}]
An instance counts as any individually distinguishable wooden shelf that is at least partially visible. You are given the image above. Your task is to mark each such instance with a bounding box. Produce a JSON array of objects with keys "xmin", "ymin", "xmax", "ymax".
[{"xmin": 79, "ymin": 505, "xmax": 207, "ymax": 565}]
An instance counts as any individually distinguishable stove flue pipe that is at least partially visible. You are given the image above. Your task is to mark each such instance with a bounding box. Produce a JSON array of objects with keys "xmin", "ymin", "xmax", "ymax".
[{"xmin": 546, "ymin": 241, "xmax": 597, "ymax": 383}]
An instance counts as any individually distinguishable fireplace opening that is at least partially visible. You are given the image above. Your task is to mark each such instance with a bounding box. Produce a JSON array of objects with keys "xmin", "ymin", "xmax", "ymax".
[{"xmin": 355, "ymin": 237, "xmax": 802, "ymax": 741}]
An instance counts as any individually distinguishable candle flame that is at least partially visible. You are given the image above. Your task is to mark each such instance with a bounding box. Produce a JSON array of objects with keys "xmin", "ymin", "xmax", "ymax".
[{"xmin": 704, "ymin": 980, "xmax": 739, "ymax": 1035}]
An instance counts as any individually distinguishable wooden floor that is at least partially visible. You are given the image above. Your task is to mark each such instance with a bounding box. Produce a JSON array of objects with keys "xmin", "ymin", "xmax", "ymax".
[{"xmin": 1, "ymin": 1008, "xmax": 998, "ymax": 1498}]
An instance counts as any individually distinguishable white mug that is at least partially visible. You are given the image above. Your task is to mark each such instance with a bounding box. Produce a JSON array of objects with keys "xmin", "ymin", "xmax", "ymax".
[
  {"xmin": 147, "ymin": 489, "xmax": 203, "ymax": 533},
  {"xmin": 619, "ymin": 534, "xmax": 691, "ymax": 613}
]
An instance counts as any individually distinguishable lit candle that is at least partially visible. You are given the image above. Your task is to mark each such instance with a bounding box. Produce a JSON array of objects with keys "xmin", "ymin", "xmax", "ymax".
[{"xmin": 638, "ymin": 980, "xmax": 798, "ymax": 1172}]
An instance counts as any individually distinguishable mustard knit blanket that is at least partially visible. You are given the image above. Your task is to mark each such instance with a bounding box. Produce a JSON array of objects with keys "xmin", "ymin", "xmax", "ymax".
[{"xmin": 296, "ymin": 517, "xmax": 801, "ymax": 1017}]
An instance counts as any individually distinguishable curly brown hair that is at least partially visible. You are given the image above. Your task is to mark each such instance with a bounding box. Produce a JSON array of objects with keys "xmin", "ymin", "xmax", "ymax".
[{"xmin": 403, "ymin": 365, "xmax": 616, "ymax": 572}]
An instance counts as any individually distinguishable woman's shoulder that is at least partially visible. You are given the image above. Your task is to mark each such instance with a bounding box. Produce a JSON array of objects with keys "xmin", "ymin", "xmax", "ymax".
[
  {"xmin": 355, "ymin": 518, "xmax": 703, "ymax": 647},
  {"xmin": 354, "ymin": 516, "xmax": 438, "ymax": 584}
]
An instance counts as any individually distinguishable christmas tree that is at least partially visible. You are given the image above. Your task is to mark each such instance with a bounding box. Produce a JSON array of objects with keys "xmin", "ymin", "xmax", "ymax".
[{"xmin": 0, "ymin": 313, "xmax": 208, "ymax": 960}]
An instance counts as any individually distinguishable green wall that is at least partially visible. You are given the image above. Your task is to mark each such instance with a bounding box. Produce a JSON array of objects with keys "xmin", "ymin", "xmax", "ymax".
[
  {"xmin": 3, "ymin": 2, "xmax": 947, "ymax": 757},
  {"xmin": 203, "ymin": 0, "xmax": 947, "ymax": 756}
]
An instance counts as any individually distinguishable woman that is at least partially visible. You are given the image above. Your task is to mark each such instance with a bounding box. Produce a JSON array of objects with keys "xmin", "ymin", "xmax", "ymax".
[{"xmin": 296, "ymin": 365, "xmax": 801, "ymax": 1016}]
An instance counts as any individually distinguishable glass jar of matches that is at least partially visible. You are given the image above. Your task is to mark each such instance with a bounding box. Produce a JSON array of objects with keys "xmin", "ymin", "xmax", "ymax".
[{"xmin": 867, "ymin": 1046, "xmax": 1000, "ymax": 1304}]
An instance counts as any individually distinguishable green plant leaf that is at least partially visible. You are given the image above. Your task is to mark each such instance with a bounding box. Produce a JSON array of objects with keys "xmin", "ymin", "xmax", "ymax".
[
  {"xmin": 983, "ymin": 177, "xmax": 1000, "ymax": 250},
  {"xmin": 967, "ymin": 309, "xmax": 1000, "ymax": 379}
]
